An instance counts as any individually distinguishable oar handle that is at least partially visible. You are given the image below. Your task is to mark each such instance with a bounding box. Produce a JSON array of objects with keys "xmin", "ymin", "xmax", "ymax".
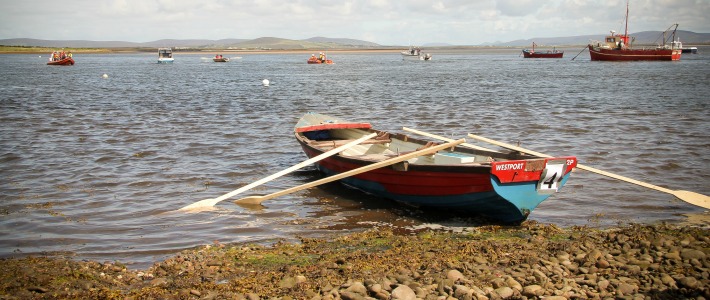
[
  {"xmin": 236, "ymin": 139, "xmax": 465, "ymax": 204},
  {"xmin": 467, "ymin": 134, "xmax": 551, "ymax": 158}
]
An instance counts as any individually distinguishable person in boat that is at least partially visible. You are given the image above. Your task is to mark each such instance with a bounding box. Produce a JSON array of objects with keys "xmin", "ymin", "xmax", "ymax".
[
  {"xmin": 67, "ymin": 51, "xmax": 72, "ymax": 58},
  {"xmin": 318, "ymin": 52, "xmax": 325, "ymax": 63}
]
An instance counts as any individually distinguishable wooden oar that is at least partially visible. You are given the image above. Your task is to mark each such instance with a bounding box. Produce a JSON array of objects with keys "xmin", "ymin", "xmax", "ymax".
[
  {"xmin": 402, "ymin": 127, "xmax": 499, "ymax": 152},
  {"xmin": 179, "ymin": 132, "xmax": 378, "ymax": 211},
  {"xmin": 467, "ymin": 133, "xmax": 710, "ymax": 210},
  {"xmin": 234, "ymin": 139, "xmax": 465, "ymax": 205}
]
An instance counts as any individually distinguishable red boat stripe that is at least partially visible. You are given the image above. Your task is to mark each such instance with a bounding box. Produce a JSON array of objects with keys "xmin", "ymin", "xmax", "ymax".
[{"xmin": 295, "ymin": 123, "xmax": 372, "ymax": 133}]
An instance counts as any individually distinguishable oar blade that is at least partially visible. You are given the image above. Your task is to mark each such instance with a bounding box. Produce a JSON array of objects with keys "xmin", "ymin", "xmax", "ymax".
[
  {"xmin": 672, "ymin": 190, "xmax": 710, "ymax": 210},
  {"xmin": 179, "ymin": 198, "xmax": 219, "ymax": 211},
  {"xmin": 177, "ymin": 132, "xmax": 378, "ymax": 211},
  {"xmin": 467, "ymin": 133, "xmax": 710, "ymax": 210},
  {"xmin": 234, "ymin": 196, "xmax": 266, "ymax": 205}
]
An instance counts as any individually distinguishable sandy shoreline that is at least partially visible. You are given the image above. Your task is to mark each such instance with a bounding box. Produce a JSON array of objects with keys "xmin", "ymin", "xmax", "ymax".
[{"xmin": 0, "ymin": 47, "xmax": 528, "ymax": 55}]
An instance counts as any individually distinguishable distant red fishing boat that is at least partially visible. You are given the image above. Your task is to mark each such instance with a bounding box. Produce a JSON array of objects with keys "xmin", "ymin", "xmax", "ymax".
[
  {"xmin": 522, "ymin": 42, "xmax": 563, "ymax": 58},
  {"xmin": 588, "ymin": 1, "xmax": 681, "ymax": 61}
]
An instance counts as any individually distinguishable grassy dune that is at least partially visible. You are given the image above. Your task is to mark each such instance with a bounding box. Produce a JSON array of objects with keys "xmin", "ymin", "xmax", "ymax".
[{"xmin": 0, "ymin": 46, "xmax": 111, "ymax": 54}]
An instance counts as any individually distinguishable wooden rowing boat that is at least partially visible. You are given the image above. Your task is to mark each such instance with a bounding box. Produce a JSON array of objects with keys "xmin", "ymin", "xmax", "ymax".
[{"xmin": 294, "ymin": 113, "xmax": 577, "ymax": 224}]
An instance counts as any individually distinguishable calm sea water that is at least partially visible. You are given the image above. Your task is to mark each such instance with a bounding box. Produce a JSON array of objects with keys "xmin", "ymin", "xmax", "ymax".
[{"xmin": 1, "ymin": 48, "xmax": 709, "ymax": 268}]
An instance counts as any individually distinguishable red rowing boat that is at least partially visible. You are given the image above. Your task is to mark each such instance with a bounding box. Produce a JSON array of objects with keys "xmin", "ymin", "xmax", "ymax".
[
  {"xmin": 588, "ymin": 2, "xmax": 681, "ymax": 61},
  {"xmin": 293, "ymin": 113, "xmax": 577, "ymax": 224}
]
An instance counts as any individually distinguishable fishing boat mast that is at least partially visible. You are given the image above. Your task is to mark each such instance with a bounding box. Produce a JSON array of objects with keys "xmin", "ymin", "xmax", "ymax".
[
  {"xmin": 621, "ymin": 0, "xmax": 630, "ymax": 47},
  {"xmin": 624, "ymin": 1, "xmax": 629, "ymax": 39}
]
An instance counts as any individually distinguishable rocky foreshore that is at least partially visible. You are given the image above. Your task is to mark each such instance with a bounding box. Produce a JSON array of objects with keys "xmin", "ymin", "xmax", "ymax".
[{"xmin": 1, "ymin": 221, "xmax": 708, "ymax": 299}]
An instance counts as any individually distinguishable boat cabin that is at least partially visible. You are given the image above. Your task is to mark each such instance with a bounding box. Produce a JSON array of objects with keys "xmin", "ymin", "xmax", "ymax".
[
  {"xmin": 602, "ymin": 31, "xmax": 631, "ymax": 50},
  {"xmin": 157, "ymin": 48, "xmax": 174, "ymax": 63}
]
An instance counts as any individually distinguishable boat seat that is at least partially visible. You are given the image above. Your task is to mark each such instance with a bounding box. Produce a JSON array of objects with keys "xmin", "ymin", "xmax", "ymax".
[{"xmin": 308, "ymin": 138, "xmax": 391, "ymax": 148}]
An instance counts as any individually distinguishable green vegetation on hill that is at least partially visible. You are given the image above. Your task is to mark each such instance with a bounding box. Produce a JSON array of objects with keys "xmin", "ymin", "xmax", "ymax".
[{"xmin": 0, "ymin": 45, "xmax": 110, "ymax": 53}]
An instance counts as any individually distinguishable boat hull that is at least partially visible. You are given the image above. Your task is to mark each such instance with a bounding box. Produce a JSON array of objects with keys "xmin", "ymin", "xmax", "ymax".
[
  {"xmin": 522, "ymin": 50, "xmax": 563, "ymax": 58},
  {"xmin": 213, "ymin": 58, "xmax": 229, "ymax": 62},
  {"xmin": 401, "ymin": 53, "xmax": 432, "ymax": 60},
  {"xmin": 294, "ymin": 113, "xmax": 577, "ymax": 224},
  {"xmin": 307, "ymin": 58, "xmax": 333, "ymax": 64},
  {"xmin": 47, "ymin": 57, "xmax": 74, "ymax": 65},
  {"xmin": 588, "ymin": 45, "xmax": 682, "ymax": 61}
]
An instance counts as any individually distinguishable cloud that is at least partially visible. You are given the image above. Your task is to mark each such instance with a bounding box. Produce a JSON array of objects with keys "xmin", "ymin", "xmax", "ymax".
[
  {"xmin": 0, "ymin": 0, "xmax": 707, "ymax": 45},
  {"xmin": 496, "ymin": 0, "xmax": 538, "ymax": 17}
]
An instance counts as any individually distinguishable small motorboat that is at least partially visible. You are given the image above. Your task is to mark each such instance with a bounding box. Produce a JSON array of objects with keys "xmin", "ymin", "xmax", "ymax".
[
  {"xmin": 401, "ymin": 46, "xmax": 432, "ymax": 60},
  {"xmin": 47, "ymin": 57, "xmax": 74, "ymax": 66},
  {"xmin": 307, "ymin": 52, "xmax": 334, "ymax": 64},
  {"xmin": 47, "ymin": 50, "xmax": 74, "ymax": 65},
  {"xmin": 213, "ymin": 55, "xmax": 229, "ymax": 62},
  {"xmin": 672, "ymin": 39, "xmax": 698, "ymax": 54},
  {"xmin": 158, "ymin": 48, "xmax": 174, "ymax": 63}
]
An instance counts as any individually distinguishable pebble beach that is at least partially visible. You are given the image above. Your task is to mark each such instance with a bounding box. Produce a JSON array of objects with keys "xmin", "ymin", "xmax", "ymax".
[{"xmin": 1, "ymin": 221, "xmax": 708, "ymax": 299}]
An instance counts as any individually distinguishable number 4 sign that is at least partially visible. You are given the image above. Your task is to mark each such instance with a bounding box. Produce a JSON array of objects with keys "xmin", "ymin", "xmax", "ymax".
[{"xmin": 537, "ymin": 159, "xmax": 566, "ymax": 194}]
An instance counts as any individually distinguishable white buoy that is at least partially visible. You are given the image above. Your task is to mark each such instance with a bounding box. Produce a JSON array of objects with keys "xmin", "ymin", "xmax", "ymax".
[
  {"xmin": 262, "ymin": 79, "xmax": 269, "ymax": 86},
  {"xmin": 102, "ymin": 74, "xmax": 109, "ymax": 78}
]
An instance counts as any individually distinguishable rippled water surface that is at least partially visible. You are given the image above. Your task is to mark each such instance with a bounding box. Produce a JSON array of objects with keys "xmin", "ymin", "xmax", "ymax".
[{"xmin": 1, "ymin": 49, "xmax": 709, "ymax": 267}]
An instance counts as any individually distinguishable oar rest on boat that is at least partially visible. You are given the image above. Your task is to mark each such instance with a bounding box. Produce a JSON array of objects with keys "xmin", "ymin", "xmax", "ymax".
[{"xmin": 307, "ymin": 132, "xmax": 392, "ymax": 149}]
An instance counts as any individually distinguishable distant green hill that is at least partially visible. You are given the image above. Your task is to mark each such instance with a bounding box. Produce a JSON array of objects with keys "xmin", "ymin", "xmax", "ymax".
[
  {"xmin": 1, "ymin": 31, "xmax": 708, "ymax": 49},
  {"xmin": 0, "ymin": 37, "xmax": 383, "ymax": 49}
]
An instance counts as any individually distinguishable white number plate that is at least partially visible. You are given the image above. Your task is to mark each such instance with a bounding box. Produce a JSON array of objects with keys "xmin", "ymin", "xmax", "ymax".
[{"xmin": 537, "ymin": 160, "xmax": 566, "ymax": 193}]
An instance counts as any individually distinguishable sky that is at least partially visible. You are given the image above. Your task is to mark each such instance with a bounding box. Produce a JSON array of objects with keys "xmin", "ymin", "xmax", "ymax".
[{"xmin": 1, "ymin": 0, "xmax": 708, "ymax": 45}]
